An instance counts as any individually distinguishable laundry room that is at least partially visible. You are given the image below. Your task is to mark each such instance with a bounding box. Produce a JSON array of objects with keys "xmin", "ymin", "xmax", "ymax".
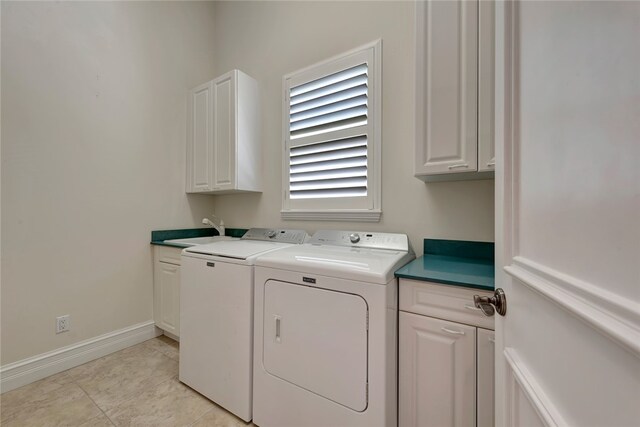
[{"xmin": 1, "ymin": 1, "xmax": 638, "ymax": 426}]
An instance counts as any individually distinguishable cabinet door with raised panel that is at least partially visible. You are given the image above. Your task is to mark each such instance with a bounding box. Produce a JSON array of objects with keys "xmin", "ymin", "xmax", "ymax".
[
  {"xmin": 477, "ymin": 328, "xmax": 495, "ymax": 427},
  {"xmin": 399, "ymin": 311, "xmax": 476, "ymax": 427},
  {"xmin": 478, "ymin": 0, "xmax": 496, "ymax": 172},
  {"xmin": 154, "ymin": 261, "xmax": 180, "ymax": 337},
  {"xmin": 187, "ymin": 81, "xmax": 213, "ymax": 192},
  {"xmin": 212, "ymin": 71, "xmax": 237, "ymax": 191},
  {"xmin": 415, "ymin": 0, "xmax": 478, "ymax": 176}
]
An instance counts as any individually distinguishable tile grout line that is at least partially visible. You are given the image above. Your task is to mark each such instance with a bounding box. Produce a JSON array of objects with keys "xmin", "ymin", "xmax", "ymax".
[
  {"xmin": 72, "ymin": 367, "xmax": 178, "ymax": 426},
  {"xmin": 71, "ymin": 377, "xmax": 117, "ymax": 426},
  {"xmin": 81, "ymin": 356, "xmax": 179, "ymax": 426},
  {"xmin": 80, "ymin": 373, "xmax": 178, "ymax": 427},
  {"xmin": 66, "ymin": 338, "xmax": 175, "ymax": 427},
  {"xmin": 188, "ymin": 407, "xmax": 215, "ymax": 427},
  {"xmin": 63, "ymin": 346, "xmax": 133, "ymax": 426},
  {"xmin": 143, "ymin": 338, "xmax": 180, "ymax": 363},
  {"xmin": 4, "ymin": 338, "xmax": 179, "ymax": 427}
]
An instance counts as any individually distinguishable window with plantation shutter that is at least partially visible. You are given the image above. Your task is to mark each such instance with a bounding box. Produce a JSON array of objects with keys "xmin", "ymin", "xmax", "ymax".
[{"xmin": 282, "ymin": 40, "xmax": 382, "ymax": 221}]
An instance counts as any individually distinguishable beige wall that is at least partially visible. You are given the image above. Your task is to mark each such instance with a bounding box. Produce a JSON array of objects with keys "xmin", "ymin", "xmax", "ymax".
[
  {"xmin": 210, "ymin": 1, "xmax": 494, "ymax": 254},
  {"xmin": 1, "ymin": 1, "xmax": 494, "ymax": 365},
  {"xmin": 1, "ymin": 2, "xmax": 217, "ymax": 364}
]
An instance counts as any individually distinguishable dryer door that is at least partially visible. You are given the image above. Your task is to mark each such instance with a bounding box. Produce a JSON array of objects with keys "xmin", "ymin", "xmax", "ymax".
[{"xmin": 263, "ymin": 280, "xmax": 368, "ymax": 412}]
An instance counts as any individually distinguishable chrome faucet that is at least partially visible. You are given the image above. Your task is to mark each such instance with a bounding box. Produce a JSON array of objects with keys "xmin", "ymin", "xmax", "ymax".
[{"xmin": 202, "ymin": 214, "xmax": 225, "ymax": 237}]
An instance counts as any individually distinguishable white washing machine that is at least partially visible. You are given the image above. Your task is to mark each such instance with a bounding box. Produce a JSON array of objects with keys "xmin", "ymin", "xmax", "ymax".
[
  {"xmin": 179, "ymin": 228, "xmax": 308, "ymax": 422},
  {"xmin": 252, "ymin": 230, "xmax": 415, "ymax": 427}
]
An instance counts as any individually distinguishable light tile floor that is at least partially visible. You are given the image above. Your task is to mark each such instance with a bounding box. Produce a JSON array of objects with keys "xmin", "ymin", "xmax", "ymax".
[{"xmin": 0, "ymin": 336, "xmax": 254, "ymax": 426}]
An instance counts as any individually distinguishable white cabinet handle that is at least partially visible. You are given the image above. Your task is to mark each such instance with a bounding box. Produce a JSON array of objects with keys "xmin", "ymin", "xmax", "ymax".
[
  {"xmin": 448, "ymin": 163, "xmax": 469, "ymax": 170},
  {"xmin": 487, "ymin": 162, "xmax": 496, "ymax": 167},
  {"xmin": 464, "ymin": 304, "xmax": 482, "ymax": 312},
  {"xmin": 441, "ymin": 327, "xmax": 465, "ymax": 336}
]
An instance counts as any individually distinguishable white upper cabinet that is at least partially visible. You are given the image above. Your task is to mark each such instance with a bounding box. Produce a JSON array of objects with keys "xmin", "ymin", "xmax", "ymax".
[
  {"xmin": 186, "ymin": 70, "xmax": 261, "ymax": 194},
  {"xmin": 477, "ymin": 0, "xmax": 496, "ymax": 172},
  {"xmin": 415, "ymin": 0, "xmax": 495, "ymax": 181}
]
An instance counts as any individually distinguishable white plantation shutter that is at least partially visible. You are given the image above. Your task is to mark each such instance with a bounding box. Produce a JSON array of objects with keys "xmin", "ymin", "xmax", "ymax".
[
  {"xmin": 282, "ymin": 41, "xmax": 381, "ymax": 221},
  {"xmin": 289, "ymin": 64, "xmax": 369, "ymax": 140},
  {"xmin": 290, "ymin": 135, "xmax": 368, "ymax": 199}
]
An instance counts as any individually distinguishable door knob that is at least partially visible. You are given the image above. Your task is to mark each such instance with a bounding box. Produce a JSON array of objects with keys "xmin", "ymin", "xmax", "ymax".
[{"xmin": 473, "ymin": 288, "xmax": 507, "ymax": 317}]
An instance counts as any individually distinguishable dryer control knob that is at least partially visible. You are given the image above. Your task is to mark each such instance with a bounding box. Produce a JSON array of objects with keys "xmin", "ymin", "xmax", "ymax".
[
  {"xmin": 266, "ymin": 230, "xmax": 277, "ymax": 238},
  {"xmin": 349, "ymin": 233, "xmax": 361, "ymax": 244}
]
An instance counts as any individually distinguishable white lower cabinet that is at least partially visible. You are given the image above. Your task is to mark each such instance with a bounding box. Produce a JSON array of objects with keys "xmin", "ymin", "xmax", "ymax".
[
  {"xmin": 399, "ymin": 279, "xmax": 495, "ymax": 427},
  {"xmin": 399, "ymin": 312, "xmax": 476, "ymax": 427},
  {"xmin": 153, "ymin": 246, "xmax": 182, "ymax": 337},
  {"xmin": 476, "ymin": 328, "xmax": 495, "ymax": 427}
]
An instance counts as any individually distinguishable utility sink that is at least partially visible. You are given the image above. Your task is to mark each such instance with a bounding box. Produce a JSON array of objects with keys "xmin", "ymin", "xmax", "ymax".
[{"xmin": 164, "ymin": 235, "xmax": 237, "ymax": 247}]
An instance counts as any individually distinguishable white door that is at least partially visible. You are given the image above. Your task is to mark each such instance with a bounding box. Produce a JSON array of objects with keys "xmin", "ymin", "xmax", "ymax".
[
  {"xmin": 263, "ymin": 280, "xmax": 368, "ymax": 412},
  {"xmin": 494, "ymin": 1, "xmax": 640, "ymax": 426}
]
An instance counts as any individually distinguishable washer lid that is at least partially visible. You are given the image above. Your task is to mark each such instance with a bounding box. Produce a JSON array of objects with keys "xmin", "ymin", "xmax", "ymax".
[
  {"xmin": 183, "ymin": 240, "xmax": 294, "ymax": 260},
  {"xmin": 255, "ymin": 244, "xmax": 415, "ymax": 284}
]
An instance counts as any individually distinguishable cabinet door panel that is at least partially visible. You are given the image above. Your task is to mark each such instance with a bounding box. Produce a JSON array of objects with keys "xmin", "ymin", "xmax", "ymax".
[
  {"xmin": 154, "ymin": 262, "xmax": 180, "ymax": 336},
  {"xmin": 477, "ymin": 328, "xmax": 495, "ymax": 427},
  {"xmin": 415, "ymin": 0, "xmax": 478, "ymax": 175},
  {"xmin": 399, "ymin": 312, "xmax": 476, "ymax": 427},
  {"xmin": 478, "ymin": 0, "xmax": 496, "ymax": 172},
  {"xmin": 188, "ymin": 82, "xmax": 213, "ymax": 192},
  {"xmin": 213, "ymin": 72, "xmax": 236, "ymax": 190}
]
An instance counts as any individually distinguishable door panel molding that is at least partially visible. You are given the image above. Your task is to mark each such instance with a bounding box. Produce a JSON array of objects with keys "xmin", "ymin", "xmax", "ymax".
[
  {"xmin": 505, "ymin": 257, "xmax": 640, "ymax": 357},
  {"xmin": 504, "ymin": 348, "xmax": 566, "ymax": 427}
]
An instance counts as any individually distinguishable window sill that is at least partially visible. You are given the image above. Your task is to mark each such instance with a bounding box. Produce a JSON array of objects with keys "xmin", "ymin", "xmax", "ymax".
[{"xmin": 281, "ymin": 209, "xmax": 382, "ymax": 222}]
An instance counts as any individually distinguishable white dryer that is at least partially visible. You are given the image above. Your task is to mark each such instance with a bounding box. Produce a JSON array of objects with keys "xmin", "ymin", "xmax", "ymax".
[
  {"xmin": 252, "ymin": 230, "xmax": 415, "ymax": 427},
  {"xmin": 179, "ymin": 228, "xmax": 308, "ymax": 422}
]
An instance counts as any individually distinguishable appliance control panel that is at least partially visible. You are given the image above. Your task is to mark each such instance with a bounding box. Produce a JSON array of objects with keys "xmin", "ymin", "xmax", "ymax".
[
  {"xmin": 241, "ymin": 228, "xmax": 309, "ymax": 244},
  {"xmin": 309, "ymin": 230, "xmax": 411, "ymax": 251}
]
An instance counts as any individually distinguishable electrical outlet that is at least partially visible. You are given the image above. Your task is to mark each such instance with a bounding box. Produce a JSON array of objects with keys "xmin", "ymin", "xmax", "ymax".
[{"xmin": 56, "ymin": 315, "xmax": 70, "ymax": 334}]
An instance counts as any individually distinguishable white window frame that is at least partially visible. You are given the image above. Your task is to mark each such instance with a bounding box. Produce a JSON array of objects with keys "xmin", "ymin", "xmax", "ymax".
[{"xmin": 281, "ymin": 40, "xmax": 382, "ymax": 222}]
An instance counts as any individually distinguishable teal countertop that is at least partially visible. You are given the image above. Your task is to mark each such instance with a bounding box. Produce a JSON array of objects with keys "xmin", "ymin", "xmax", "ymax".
[
  {"xmin": 395, "ymin": 239, "xmax": 495, "ymax": 291},
  {"xmin": 150, "ymin": 227, "xmax": 248, "ymax": 248}
]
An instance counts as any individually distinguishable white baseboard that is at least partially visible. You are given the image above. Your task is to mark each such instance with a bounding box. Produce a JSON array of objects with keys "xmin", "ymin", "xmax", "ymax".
[
  {"xmin": 0, "ymin": 320, "xmax": 162, "ymax": 393},
  {"xmin": 162, "ymin": 330, "xmax": 180, "ymax": 342}
]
